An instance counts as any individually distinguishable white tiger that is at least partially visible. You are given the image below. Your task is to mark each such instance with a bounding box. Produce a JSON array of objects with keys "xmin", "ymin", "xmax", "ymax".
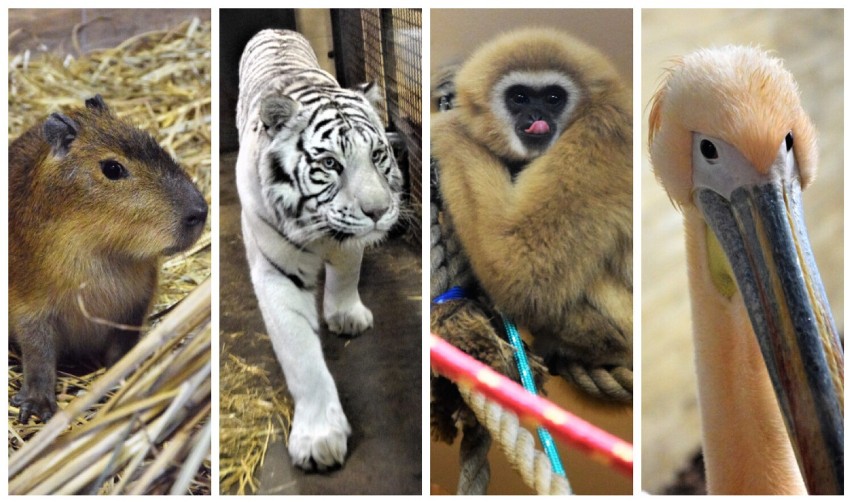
[{"xmin": 235, "ymin": 29, "xmax": 403, "ymax": 470}]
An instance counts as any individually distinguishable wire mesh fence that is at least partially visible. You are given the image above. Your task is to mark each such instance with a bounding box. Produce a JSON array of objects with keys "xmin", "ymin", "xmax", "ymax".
[{"xmin": 332, "ymin": 9, "xmax": 422, "ymax": 243}]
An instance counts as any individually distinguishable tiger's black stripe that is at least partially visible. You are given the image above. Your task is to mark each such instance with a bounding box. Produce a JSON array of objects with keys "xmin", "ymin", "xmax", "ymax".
[
  {"xmin": 269, "ymin": 154, "xmax": 293, "ymax": 185},
  {"xmin": 260, "ymin": 249, "xmax": 314, "ymax": 291},
  {"xmin": 251, "ymin": 209, "xmax": 309, "ymax": 251}
]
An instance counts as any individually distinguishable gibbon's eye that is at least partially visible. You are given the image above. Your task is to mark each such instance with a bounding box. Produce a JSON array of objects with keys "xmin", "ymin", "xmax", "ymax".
[
  {"xmin": 542, "ymin": 86, "xmax": 567, "ymax": 107},
  {"xmin": 372, "ymin": 149, "xmax": 384, "ymax": 163},
  {"xmin": 100, "ymin": 160, "xmax": 128, "ymax": 180},
  {"xmin": 322, "ymin": 157, "xmax": 341, "ymax": 171},
  {"xmin": 512, "ymin": 93, "xmax": 529, "ymax": 105},
  {"xmin": 785, "ymin": 131, "xmax": 794, "ymax": 152},
  {"xmin": 699, "ymin": 139, "xmax": 718, "ymax": 160}
]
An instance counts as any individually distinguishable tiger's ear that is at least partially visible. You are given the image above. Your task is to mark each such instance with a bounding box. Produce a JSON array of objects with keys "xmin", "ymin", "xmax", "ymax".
[
  {"xmin": 260, "ymin": 95, "xmax": 300, "ymax": 134},
  {"xmin": 353, "ymin": 82, "xmax": 384, "ymax": 112}
]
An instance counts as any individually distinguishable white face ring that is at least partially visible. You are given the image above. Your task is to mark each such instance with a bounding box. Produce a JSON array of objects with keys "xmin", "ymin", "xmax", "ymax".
[{"xmin": 490, "ymin": 70, "xmax": 581, "ymax": 159}]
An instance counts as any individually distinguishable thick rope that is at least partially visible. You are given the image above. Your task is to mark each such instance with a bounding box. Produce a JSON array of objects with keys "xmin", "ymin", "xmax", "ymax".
[
  {"xmin": 564, "ymin": 362, "xmax": 633, "ymax": 402},
  {"xmin": 460, "ymin": 388, "xmax": 572, "ymax": 495},
  {"xmin": 430, "ymin": 158, "xmax": 473, "ymax": 299},
  {"xmin": 457, "ymin": 423, "xmax": 491, "ymax": 495}
]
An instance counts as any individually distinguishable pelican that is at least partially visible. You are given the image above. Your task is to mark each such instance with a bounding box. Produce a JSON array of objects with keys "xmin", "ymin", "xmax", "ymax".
[{"xmin": 648, "ymin": 46, "xmax": 843, "ymax": 495}]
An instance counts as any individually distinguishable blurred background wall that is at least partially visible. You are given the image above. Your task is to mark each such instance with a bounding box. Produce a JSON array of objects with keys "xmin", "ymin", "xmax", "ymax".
[{"xmin": 9, "ymin": 9, "xmax": 210, "ymax": 54}]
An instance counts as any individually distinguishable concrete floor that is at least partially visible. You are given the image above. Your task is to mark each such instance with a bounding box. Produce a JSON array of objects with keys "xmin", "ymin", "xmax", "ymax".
[{"xmin": 219, "ymin": 151, "xmax": 423, "ymax": 495}]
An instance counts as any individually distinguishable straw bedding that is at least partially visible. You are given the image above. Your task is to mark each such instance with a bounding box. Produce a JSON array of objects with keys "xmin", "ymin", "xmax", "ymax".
[{"xmin": 218, "ymin": 331, "xmax": 293, "ymax": 495}]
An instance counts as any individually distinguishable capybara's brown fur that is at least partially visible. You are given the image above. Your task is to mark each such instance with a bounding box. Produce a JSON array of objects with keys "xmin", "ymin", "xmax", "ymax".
[{"xmin": 9, "ymin": 95, "xmax": 207, "ymax": 423}]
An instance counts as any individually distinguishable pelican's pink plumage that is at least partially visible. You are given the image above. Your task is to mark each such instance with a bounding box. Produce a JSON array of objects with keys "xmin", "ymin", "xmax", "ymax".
[{"xmin": 649, "ymin": 46, "xmax": 842, "ymax": 495}]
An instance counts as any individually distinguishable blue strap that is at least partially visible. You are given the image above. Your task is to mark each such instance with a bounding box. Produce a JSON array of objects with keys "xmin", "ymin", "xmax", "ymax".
[
  {"xmin": 432, "ymin": 285, "xmax": 468, "ymax": 304},
  {"xmin": 501, "ymin": 315, "xmax": 569, "ymax": 481}
]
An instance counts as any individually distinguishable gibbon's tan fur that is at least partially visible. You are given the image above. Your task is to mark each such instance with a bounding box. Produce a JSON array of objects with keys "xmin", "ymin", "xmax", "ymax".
[{"xmin": 432, "ymin": 28, "xmax": 633, "ymax": 373}]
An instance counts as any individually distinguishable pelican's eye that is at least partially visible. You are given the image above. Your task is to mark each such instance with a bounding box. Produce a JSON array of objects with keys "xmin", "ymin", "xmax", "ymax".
[
  {"xmin": 700, "ymin": 139, "xmax": 718, "ymax": 160},
  {"xmin": 785, "ymin": 131, "xmax": 794, "ymax": 152}
]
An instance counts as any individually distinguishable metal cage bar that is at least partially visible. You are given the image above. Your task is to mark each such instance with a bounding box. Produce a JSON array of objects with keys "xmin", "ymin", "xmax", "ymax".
[{"xmin": 331, "ymin": 8, "xmax": 422, "ymax": 242}]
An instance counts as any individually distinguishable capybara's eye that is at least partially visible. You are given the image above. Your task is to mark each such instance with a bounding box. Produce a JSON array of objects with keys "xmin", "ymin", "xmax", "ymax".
[{"xmin": 100, "ymin": 160, "xmax": 128, "ymax": 180}]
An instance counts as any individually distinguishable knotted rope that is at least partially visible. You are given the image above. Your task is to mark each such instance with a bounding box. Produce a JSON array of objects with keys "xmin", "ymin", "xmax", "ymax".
[
  {"xmin": 432, "ymin": 334, "xmax": 633, "ymax": 495},
  {"xmin": 461, "ymin": 389, "xmax": 572, "ymax": 495},
  {"xmin": 456, "ymin": 423, "xmax": 491, "ymax": 495}
]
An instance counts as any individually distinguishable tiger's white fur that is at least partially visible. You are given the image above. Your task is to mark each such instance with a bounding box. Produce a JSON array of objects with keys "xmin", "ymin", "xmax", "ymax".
[{"xmin": 235, "ymin": 29, "xmax": 402, "ymax": 470}]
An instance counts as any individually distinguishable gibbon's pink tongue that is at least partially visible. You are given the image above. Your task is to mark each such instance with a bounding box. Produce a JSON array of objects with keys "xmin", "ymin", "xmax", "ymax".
[{"xmin": 525, "ymin": 120, "xmax": 550, "ymax": 134}]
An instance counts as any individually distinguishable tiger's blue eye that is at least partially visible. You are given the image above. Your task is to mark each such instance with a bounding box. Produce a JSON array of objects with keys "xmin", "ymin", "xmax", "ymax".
[
  {"xmin": 322, "ymin": 158, "xmax": 339, "ymax": 170},
  {"xmin": 372, "ymin": 149, "xmax": 383, "ymax": 163}
]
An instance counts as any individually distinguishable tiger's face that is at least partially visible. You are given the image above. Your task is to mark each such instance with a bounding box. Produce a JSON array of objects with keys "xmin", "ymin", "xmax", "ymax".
[{"xmin": 258, "ymin": 89, "xmax": 403, "ymax": 246}]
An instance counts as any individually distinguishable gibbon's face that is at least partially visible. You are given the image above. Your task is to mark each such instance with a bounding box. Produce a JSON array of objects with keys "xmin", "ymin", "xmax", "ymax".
[
  {"xmin": 504, "ymin": 84, "xmax": 566, "ymax": 148},
  {"xmin": 491, "ymin": 70, "xmax": 580, "ymax": 159}
]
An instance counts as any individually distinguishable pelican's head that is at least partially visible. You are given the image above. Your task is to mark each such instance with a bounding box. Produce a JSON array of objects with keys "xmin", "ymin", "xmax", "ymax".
[
  {"xmin": 649, "ymin": 45, "xmax": 818, "ymax": 206},
  {"xmin": 649, "ymin": 46, "xmax": 843, "ymax": 494}
]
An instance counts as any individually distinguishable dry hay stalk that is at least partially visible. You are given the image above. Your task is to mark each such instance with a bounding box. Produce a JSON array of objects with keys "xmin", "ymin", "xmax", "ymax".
[
  {"xmin": 8, "ymin": 18, "xmax": 211, "ymax": 495},
  {"xmin": 218, "ymin": 336, "xmax": 293, "ymax": 495},
  {"xmin": 9, "ymin": 280, "xmax": 211, "ymax": 495}
]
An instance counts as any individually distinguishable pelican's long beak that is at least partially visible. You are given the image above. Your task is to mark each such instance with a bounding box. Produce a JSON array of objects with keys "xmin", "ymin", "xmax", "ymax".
[{"xmin": 693, "ymin": 133, "xmax": 843, "ymax": 495}]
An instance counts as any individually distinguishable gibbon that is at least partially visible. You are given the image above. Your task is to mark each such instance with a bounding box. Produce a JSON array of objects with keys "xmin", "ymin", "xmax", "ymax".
[{"xmin": 432, "ymin": 27, "xmax": 633, "ymax": 379}]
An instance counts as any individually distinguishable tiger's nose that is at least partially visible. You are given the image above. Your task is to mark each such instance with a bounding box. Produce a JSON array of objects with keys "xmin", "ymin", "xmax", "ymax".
[{"xmin": 361, "ymin": 199, "xmax": 390, "ymax": 222}]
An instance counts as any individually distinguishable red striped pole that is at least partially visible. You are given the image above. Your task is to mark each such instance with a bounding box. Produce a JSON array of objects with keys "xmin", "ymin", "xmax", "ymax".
[{"xmin": 430, "ymin": 334, "xmax": 633, "ymax": 477}]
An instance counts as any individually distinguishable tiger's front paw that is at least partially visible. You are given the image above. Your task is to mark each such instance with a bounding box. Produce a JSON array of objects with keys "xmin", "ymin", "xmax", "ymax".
[
  {"xmin": 325, "ymin": 301, "xmax": 373, "ymax": 336},
  {"xmin": 288, "ymin": 400, "xmax": 352, "ymax": 471}
]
